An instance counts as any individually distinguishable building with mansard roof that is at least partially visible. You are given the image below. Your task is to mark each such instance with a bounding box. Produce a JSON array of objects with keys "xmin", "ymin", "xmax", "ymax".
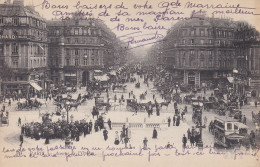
[
  {"xmin": 150, "ymin": 14, "xmax": 260, "ymax": 96},
  {"xmin": 47, "ymin": 16, "xmax": 127, "ymax": 87},
  {"xmin": 0, "ymin": 0, "xmax": 48, "ymax": 97}
]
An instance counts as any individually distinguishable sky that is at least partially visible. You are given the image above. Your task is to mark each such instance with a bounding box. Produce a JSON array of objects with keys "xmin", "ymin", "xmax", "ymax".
[{"xmin": 1, "ymin": 0, "xmax": 260, "ymax": 52}]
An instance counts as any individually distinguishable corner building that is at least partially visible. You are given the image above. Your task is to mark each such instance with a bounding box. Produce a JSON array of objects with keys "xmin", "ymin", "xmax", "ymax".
[
  {"xmin": 0, "ymin": 0, "xmax": 48, "ymax": 97},
  {"xmin": 162, "ymin": 14, "xmax": 243, "ymax": 88},
  {"xmin": 47, "ymin": 18, "xmax": 117, "ymax": 87}
]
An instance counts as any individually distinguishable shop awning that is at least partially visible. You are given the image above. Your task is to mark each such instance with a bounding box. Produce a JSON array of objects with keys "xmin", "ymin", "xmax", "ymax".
[
  {"xmin": 94, "ymin": 70, "xmax": 102, "ymax": 73},
  {"xmin": 29, "ymin": 81, "xmax": 42, "ymax": 91},
  {"xmin": 94, "ymin": 75, "xmax": 110, "ymax": 81},
  {"xmin": 227, "ymin": 77, "xmax": 234, "ymax": 83},
  {"xmin": 64, "ymin": 73, "xmax": 76, "ymax": 77},
  {"xmin": 108, "ymin": 71, "xmax": 117, "ymax": 76}
]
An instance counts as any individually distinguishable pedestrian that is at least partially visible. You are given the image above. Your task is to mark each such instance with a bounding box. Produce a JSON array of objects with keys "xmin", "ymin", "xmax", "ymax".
[
  {"xmin": 124, "ymin": 136, "xmax": 129, "ymax": 148},
  {"xmin": 108, "ymin": 119, "xmax": 112, "ymax": 130},
  {"xmin": 18, "ymin": 117, "xmax": 21, "ymax": 126},
  {"xmin": 152, "ymin": 128, "xmax": 158, "ymax": 139},
  {"xmin": 143, "ymin": 137, "xmax": 148, "ymax": 149},
  {"xmin": 20, "ymin": 134, "xmax": 23, "ymax": 147},
  {"xmin": 182, "ymin": 134, "xmax": 187, "ymax": 149},
  {"xmin": 114, "ymin": 131, "xmax": 119, "ymax": 145},
  {"xmin": 167, "ymin": 117, "xmax": 171, "ymax": 127},
  {"xmin": 204, "ymin": 116, "xmax": 207, "ymax": 125},
  {"xmin": 255, "ymin": 101, "xmax": 258, "ymax": 107},
  {"xmin": 250, "ymin": 130, "xmax": 255, "ymax": 144},
  {"xmin": 153, "ymin": 94, "xmax": 155, "ymax": 100},
  {"xmin": 8, "ymin": 99, "xmax": 11, "ymax": 106},
  {"xmin": 103, "ymin": 128, "xmax": 108, "ymax": 141},
  {"xmin": 190, "ymin": 135, "xmax": 195, "ymax": 146},
  {"xmin": 129, "ymin": 92, "xmax": 131, "ymax": 98},
  {"xmin": 187, "ymin": 128, "xmax": 191, "ymax": 140},
  {"xmin": 173, "ymin": 115, "xmax": 176, "ymax": 126},
  {"xmin": 243, "ymin": 115, "xmax": 247, "ymax": 125}
]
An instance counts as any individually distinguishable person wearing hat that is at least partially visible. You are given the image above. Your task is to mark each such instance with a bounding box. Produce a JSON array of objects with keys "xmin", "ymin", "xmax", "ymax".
[
  {"xmin": 108, "ymin": 119, "xmax": 112, "ymax": 130},
  {"xmin": 143, "ymin": 137, "xmax": 148, "ymax": 149},
  {"xmin": 114, "ymin": 131, "xmax": 119, "ymax": 145},
  {"xmin": 20, "ymin": 134, "xmax": 23, "ymax": 147},
  {"xmin": 103, "ymin": 128, "xmax": 108, "ymax": 141},
  {"xmin": 152, "ymin": 128, "xmax": 158, "ymax": 139},
  {"xmin": 182, "ymin": 134, "xmax": 187, "ymax": 149}
]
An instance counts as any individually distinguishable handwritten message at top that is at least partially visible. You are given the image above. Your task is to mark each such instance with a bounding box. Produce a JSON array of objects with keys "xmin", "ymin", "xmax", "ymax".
[{"xmin": 36, "ymin": 0, "xmax": 259, "ymax": 48}]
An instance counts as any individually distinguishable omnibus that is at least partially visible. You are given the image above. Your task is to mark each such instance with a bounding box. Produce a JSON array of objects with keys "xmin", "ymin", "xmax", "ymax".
[{"xmin": 213, "ymin": 116, "xmax": 248, "ymax": 149}]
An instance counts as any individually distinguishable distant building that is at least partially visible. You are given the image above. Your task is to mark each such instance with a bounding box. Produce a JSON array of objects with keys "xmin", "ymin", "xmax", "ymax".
[
  {"xmin": 0, "ymin": 0, "xmax": 48, "ymax": 97},
  {"xmin": 150, "ymin": 14, "xmax": 260, "ymax": 95},
  {"xmin": 46, "ymin": 17, "xmax": 125, "ymax": 87}
]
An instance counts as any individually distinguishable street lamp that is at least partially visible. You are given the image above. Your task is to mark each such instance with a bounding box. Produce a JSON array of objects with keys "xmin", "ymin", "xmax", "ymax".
[{"xmin": 233, "ymin": 69, "xmax": 238, "ymax": 94}]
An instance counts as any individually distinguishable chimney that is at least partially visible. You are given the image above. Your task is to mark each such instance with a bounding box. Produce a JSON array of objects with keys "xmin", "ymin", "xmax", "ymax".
[{"xmin": 13, "ymin": 0, "xmax": 24, "ymax": 6}]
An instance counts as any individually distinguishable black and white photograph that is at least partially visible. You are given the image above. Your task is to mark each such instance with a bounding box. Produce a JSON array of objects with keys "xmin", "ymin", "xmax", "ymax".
[{"xmin": 0, "ymin": 0, "xmax": 259, "ymax": 166}]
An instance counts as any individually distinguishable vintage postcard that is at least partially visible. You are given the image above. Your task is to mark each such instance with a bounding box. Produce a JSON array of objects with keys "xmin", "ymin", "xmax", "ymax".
[{"xmin": 0, "ymin": 0, "xmax": 259, "ymax": 166}]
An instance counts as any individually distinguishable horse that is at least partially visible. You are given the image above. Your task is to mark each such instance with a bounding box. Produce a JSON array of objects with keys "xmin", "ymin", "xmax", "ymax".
[
  {"xmin": 92, "ymin": 108, "xmax": 99, "ymax": 119},
  {"xmin": 160, "ymin": 101, "xmax": 171, "ymax": 108},
  {"xmin": 68, "ymin": 102, "xmax": 81, "ymax": 111}
]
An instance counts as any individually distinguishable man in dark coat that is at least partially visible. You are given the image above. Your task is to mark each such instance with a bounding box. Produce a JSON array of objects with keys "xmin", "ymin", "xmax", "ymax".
[
  {"xmin": 108, "ymin": 119, "xmax": 112, "ymax": 130},
  {"xmin": 167, "ymin": 117, "xmax": 171, "ymax": 127},
  {"xmin": 103, "ymin": 128, "xmax": 108, "ymax": 141},
  {"xmin": 20, "ymin": 134, "xmax": 23, "ymax": 147},
  {"xmin": 182, "ymin": 134, "xmax": 187, "ymax": 148},
  {"xmin": 190, "ymin": 135, "xmax": 195, "ymax": 146},
  {"xmin": 152, "ymin": 128, "xmax": 158, "ymax": 139}
]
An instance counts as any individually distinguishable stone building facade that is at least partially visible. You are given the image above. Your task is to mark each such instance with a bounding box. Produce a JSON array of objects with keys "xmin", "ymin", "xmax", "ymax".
[{"xmin": 0, "ymin": 0, "xmax": 48, "ymax": 97}]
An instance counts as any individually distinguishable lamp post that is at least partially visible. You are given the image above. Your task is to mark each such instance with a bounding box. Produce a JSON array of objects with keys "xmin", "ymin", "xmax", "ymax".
[
  {"xmin": 65, "ymin": 101, "xmax": 70, "ymax": 123},
  {"xmin": 233, "ymin": 69, "xmax": 238, "ymax": 94},
  {"xmin": 196, "ymin": 102, "xmax": 205, "ymax": 150}
]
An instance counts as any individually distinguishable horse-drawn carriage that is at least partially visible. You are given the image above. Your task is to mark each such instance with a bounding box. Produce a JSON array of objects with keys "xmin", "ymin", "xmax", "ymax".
[
  {"xmin": 252, "ymin": 111, "xmax": 260, "ymax": 125},
  {"xmin": 126, "ymin": 99, "xmax": 144, "ymax": 112},
  {"xmin": 135, "ymin": 82, "xmax": 140, "ymax": 88},
  {"xmin": 95, "ymin": 96, "xmax": 111, "ymax": 110},
  {"xmin": 16, "ymin": 99, "xmax": 43, "ymax": 111},
  {"xmin": 112, "ymin": 84, "xmax": 127, "ymax": 92},
  {"xmin": 192, "ymin": 102, "xmax": 203, "ymax": 124},
  {"xmin": 0, "ymin": 111, "xmax": 9, "ymax": 126},
  {"xmin": 229, "ymin": 108, "xmax": 242, "ymax": 121}
]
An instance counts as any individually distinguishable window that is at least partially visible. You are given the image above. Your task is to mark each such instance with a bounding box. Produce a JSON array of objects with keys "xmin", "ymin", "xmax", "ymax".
[
  {"xmin": 200, "ymin": 30, "xmax": 205, "ymax": 36},
  {"xmin": 66, "ymin": 58, "xmax": 70, "ymax": 66},
  {"xmin": 66, "ymin": 49, "xmax": 70, "ymax": 55},
  {"xmin": 190, "ymin": 50, "xmax": 195, "ymax": 55},
  {"xmin": 200, "ymin": 39, "xmax": 204, "ymax": 45},
  {"xmin": 227, "ymin": 123, "xmax": 232, "ymax": 130},
  {"xmin": 12, "ymin": 43, "xmax": 18, "ymax": 54},
  {"xmin": 182, "ymin": 39, "xmax": 186, "ymax": 44},
  {"xmin": 200, "ymin": 21, "xmax": 203, "ymax": 25},
  {"xmin": 74, "ymin": 28, "xmax": 79, "ymax": 35},
  {"xmin": 75, "ymin": 49, "xmax": 79, "ymax": 55},
  {"xmin": 75, "ymin": 38, "xmax": 78, "ymax": 43},
  {"xmin": 0, "ymin": 30, "xmax": 3, "ymax": 35},
  {"xmin": 12, "ymin": 60, "xmax": 18, "ymax": 67},
  {"xmin": 191, "ymin": 29, "xmax": 195, "ymax": 36},
  {"xmin": 75, "ymin": 59, "xmax": 79, "ymax": 66},
  {"xmin": 182, "ymin": 29, "xmax": 187, "ymax": 36},
  {"xmin": 12, "ymin": 17, "xmax": 19, "ymax": 25},
  {"xmin": 83, "ymin": 29, "xmax": 88, "ymax": 35},
  {"xmin": 84, "ymin": 59, "xmax": 88, "ymax": 65},
  {"xmin": 191, "ymin": 39, "xmax": 194, "ymax": 44},
  {"xmin": 0, "ymin": 17, "xmax": 3, "ymax": 24},
  {"xmin": 56, "ymin": 30, "xmax": 60, "ymax": 36},
  {"xmin": 66, "ymin": 38, "xmax": 70, "ymax": 43},
  {"xmin": 209, "ymin": 39, "xmax": 212, "ymax": 44}
]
